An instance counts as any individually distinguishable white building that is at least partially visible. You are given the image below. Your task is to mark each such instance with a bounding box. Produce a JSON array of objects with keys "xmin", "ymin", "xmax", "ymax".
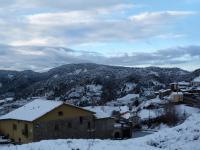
[{"xmin": 170, "ymin": 92, "xmax": 183, "ymax": 102}]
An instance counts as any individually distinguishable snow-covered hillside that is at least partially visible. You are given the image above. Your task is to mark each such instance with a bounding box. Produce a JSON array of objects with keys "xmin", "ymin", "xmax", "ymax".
[
  {"xmin": 1, "ymin": 112, "xmax": 200, "ymax": 150},
  {"xmin": 0, "ymin": 63, "xmax": 191, "ymax": 105}
]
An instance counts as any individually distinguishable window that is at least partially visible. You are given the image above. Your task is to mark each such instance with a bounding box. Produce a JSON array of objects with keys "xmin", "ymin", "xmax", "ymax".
[
  {"xmin": 13, "ymin": 124, "xmax": 17, "ymax": 131},
  {"xmin": 68, "ymin": 122, "xmax": 72, "ymax": 128},
  {"xmin": 18, "ymin": 138, "xmax": 21, "ymax": 143},
  {"xmin": 22, "ymin": 124, "xmax": 29, "ymax": 138},
  {"xmin": 58, "ymin": 111, "xmax": 63, "ymax": 116},
  {"xmin": 87, "ymin": 122, "xmax": 91, "ymax": 129},
  {"xmin": 54, "ymin": 124, "xmax": 59, "ymax": 131},
  {"xmin": 79, "ymin": 116, "xmax": 83, "ymax": 124}
]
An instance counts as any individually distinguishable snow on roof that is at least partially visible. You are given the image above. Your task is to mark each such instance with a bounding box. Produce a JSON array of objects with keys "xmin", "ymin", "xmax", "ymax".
[
  {"xmin": 171, "ymin": 92, "xmax": 183, "ymax": 95},
  {"xmin": 159, "ymin": 89, "xmax": 171, "ymax": 93},
  {"xmin": 0, "ymin": 99, "xmax": 63, "ymax": 121},
  {"xmin": 193, "ymin": 76, "xmax": 200, "ymax": 82},
  {"xmin": 178, "ymin": 81, "xmax": 190, "ymax": 85}
]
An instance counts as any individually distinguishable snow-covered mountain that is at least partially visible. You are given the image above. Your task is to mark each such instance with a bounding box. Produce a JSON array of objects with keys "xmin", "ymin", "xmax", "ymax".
[{"xmin": 0, "ymin": 63, "xmax": 196, "ymax": 105}]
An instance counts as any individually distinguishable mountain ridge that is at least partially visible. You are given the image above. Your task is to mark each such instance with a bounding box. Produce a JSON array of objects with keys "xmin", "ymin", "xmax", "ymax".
[{"xmin": 0, "ymin": 63, "xmax": 198, "ymax": 105}]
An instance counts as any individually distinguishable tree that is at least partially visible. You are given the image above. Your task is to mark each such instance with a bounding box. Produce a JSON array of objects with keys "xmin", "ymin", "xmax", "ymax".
[{"xmin": 163, "ymin": 102, "xmax": 179, "ymax": 126}]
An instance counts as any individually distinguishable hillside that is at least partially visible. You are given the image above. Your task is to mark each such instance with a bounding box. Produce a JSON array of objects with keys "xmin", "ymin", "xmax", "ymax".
[{"xmin": 0, "ymin": 63, "xmax": 196, "ymax": 105}]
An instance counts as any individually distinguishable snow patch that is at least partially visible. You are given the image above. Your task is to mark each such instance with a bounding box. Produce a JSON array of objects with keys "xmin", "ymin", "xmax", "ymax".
[
  {"xmin": 7, "ymin": 74, "xmax": 14, "ymax": 79},
  {"xmin": 84, "ymin": 106, "xmax": 129, "ymax": 119},
  {"xmin": 124, "ymin": 82, "xmax": 136, "ymax": 92}
]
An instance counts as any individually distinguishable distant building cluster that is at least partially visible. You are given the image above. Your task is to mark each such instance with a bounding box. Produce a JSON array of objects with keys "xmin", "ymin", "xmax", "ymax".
[{"xmin": 157, "ymin": 76, "xmax": 200, "ymax": 103}]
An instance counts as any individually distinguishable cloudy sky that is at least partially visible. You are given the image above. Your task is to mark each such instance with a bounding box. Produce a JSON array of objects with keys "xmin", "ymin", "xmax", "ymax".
[{"xmin": 0, "ymin": 0, "xmax": 200, "ymax": 71}]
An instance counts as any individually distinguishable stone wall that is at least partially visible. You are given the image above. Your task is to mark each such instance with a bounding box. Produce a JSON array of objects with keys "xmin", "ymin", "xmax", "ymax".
[
  {"xmin": 33, "ymin": 117, "xmax": 130, "ymax": 141},
  {"xmin": 33, "ymin": 116, "xmax": 95, "ymax": 142},
  {"xmin": 94, "ymin": 118, "xmax": 115, "ymax": 139}
]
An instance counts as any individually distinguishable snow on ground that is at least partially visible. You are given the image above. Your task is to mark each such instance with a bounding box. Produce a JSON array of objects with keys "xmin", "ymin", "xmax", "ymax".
[
  {"xmin": 139, "ymin": 108, "xmax": 163, "ymax": 121},
  {"xmin": 1, "ymin": 112, "xmax": 200, "ymax": 150},
  {"xmin": 86, "ymin": 84, "xmax": 102, "ymax": 95},
  {"xmin": 175, "ymin": 104, "xmax": 200, "ymax": 117},
  {"xmin": 117, "ymin": 94, "xmax": 139, "ymax": 102},
  {"xmin": 139, "ymin": 103, "xmax": 200, "ymax": 121},
  {"xmin": 146, "ymin": 112, "xmax": 200, "ymax": 150},
  {"xmin": 107, "ymin": 93, "xmax": 139, "ymax": 106},
  {"xmin": 84, "ymin": 106, "xmax": 129, "ymax": 118},
  {"xmin": 7, "ymin": 74, "xmax": 14, "ymax": 79},
  {"xmin": 4, "ymin": 98, "xmax": 14, "ymax": 102},
  {"xmin": 0, "ymin": 139, "xmax": 157, "ymax": 150},
  {"xmin": 0, "ymin": 100, "xmax": 4, "ymax": 105},
  {"xmin": 124, "ymin": 82, "xmax": 137, "ymax": 92},
  {"xmin": 141, "ymin": 97, "xmax": 166, "ymax": 108}
]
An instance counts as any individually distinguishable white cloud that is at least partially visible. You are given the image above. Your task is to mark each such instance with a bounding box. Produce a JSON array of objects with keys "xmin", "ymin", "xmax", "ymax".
[
  {"xmin": 0, "ymin": 45, "xmax": 200, "ymax": 71},
  {"xmin": 27, "ymin": 11, "xmax": 98, "ymax": 26},
  {"xmin": 129, "ymin": 11, "xmax": 196, "ymax": 25},
  {"xmin": 155, "ymin": 33, "xmax": 186, "ymax": 39},
  {"xmin": 11, "ymin": 38, "xmax": 49, "ymax": 46},
  {"xmin": 0, "ymin": 1, "xmax": 198, "ymax": 61},
  {"xmin": 14, "ymin": 10, "xmax": 195, "ymax": 46}
]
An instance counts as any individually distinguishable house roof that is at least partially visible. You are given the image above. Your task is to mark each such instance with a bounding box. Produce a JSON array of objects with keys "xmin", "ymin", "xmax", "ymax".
[
  {"xmin": 193, "ymin": 76, "xmax": 200, "ymax": 82},
  {"xmin": 0, "ymin": 99, "xmax": 95, "ymax": 122},
  {"xmin": 171, "ymin": 92, "xmax": 183, "ymax": 96}
]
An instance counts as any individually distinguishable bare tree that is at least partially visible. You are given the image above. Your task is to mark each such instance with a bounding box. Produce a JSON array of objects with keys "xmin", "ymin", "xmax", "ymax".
[{"xmin": 163, "ymin": 102, "xmax": 179, "ymax": 126}]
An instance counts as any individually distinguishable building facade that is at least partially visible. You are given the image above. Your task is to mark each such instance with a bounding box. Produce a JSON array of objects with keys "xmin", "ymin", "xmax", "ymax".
[
  {"xmin": 0, "ymin": 100, "xmax": 96, "ymax": 143},
  {"xmin": 0, "ymin": 99, "xmax": 133, "ymax": 144}
]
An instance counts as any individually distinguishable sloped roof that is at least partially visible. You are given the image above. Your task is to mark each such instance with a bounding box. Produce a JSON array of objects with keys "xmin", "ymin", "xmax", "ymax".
[
  {"xmin": 0, "ymin": 99, "xmax": 63, "ymax": 122},
  {"xmin": 193, "ymin": 76, "xmax": 200, "ymax": 82}
]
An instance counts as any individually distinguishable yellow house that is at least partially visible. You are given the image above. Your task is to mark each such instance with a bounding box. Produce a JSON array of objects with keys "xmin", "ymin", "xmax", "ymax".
[{"xmin": 0, "ymin": 99, "xmax": 95, "ymax": 144}]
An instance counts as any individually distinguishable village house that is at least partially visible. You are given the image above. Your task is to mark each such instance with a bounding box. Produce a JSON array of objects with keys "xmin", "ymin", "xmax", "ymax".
[
  {"xmin": 84, "ymin": 106, "xmax": 133, "ymax": 139},
  {"xmin": 0, "ymin": 99, "xmax": 97, "ymax": 144},
  {"xmin": 191, "ymin": 76, "xmax": 200, "ymax": 87},
  {"xmin": 170, "ymin": 82, "xmax": 190, "ymax": 92},
  {"xmin": 0, "ymin": 99, "xmax": 133, "ymax": 144},
  {"xmin": 189, "ymin": 87, "xmax": 200, "ymax": 94},
  {"xmin": 169, "ymin": 92, "xmax": 183, "ymax": 102},
  {"xmin": 170, "ymin": 83, "xmax": 179, "ymax": 92},
  {"xmin": 158, "ymin": 89, "xmax": 171, "ymax": 99}
]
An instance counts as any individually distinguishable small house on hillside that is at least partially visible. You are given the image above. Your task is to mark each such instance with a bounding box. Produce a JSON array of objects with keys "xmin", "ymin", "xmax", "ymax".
[
  {"xmin": 170, "ymin": 82, "xmax": 190, "ymax": 92},
  {"xmin": 84, "ymin": 106, "xmax": 133, "ymax": 139},
  {"xmin": 159, "ymin": 89, "xmax": 171, "ymax": 99},
  {"xmin": 170, "ymin": 92, "xmax": 183, "ymax": 102},
  {"xmin": 189, "ymin": 87, "xmax": 200, "ymax": 94},
  {"xmin": 191, "ymin": 76, "xmax": 200, "ymax": 87}
]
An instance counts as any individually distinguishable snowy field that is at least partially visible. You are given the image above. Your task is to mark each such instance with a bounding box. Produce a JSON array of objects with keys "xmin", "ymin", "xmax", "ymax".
[{"xmin": 1, "ymin": 112, "xmax": 200, "ymax": 150}]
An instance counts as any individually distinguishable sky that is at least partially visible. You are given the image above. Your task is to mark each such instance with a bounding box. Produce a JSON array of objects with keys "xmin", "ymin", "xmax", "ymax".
[{"xmin": 0, "ymin": 0, "xmax": 200, "ymax": 71}]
